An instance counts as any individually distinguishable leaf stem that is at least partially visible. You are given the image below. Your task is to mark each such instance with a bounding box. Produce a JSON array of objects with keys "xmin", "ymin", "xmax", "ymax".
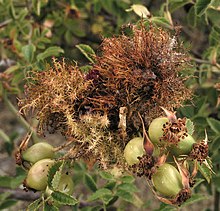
[{"xmin": 102, "ymin": 201, "xmax": 107, "ymax": 211}]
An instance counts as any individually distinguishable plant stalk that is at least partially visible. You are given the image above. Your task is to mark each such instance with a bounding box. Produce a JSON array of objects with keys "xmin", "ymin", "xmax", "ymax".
[{"xmin": 3, "ymin": 92, "xmax": 38, "ymax": 141}]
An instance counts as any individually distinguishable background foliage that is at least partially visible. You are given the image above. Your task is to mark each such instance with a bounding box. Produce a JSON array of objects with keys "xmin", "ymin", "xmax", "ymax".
[{"xmin": 0, "ymin": 0, "xmax": 220, "ymax": 210}]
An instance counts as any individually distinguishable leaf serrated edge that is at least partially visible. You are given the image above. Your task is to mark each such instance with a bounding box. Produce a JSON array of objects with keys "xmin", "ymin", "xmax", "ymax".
[
  {"xmin": 51, "ymin": 161, "xmax": 65, "ymax": 190},
  {"xmin": 51, "ymin": 191, "xmax": 78, "ymax": 205},
  {"xmin": 47, "ymin": 161, "xmax": 63, "ymax": 189}
]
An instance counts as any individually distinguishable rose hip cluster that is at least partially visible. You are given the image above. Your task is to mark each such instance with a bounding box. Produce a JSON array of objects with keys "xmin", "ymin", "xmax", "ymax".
[
  {"xmin": 16, "ymin": 141, "xmax": 73, "ymax": 198},
  {"xmin": 124, "ymin": 107, "xmax": 210, "ymax": 206}
]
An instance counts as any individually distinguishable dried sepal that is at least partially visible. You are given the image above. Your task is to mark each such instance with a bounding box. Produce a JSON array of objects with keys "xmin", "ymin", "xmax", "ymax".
[
  {"xmin": 174, "ymin": 157, "xmax": 190, "ymax": 189},
  {"xmin": 160, "ymin": 108, "xmax": 188, "ymax": 145},
  {"xmin": 189, "ymin": 130, "xmax": 209, "ymax": 163},
  {"xmin": 15, "ymin": 131, "xmax": 32, "ymax": 166},
  {"xmin": 132, "ymin": 155, "xmax": 155, "ymax": 179},
  {"xmin": 138, "ymin": 112, "xmax": 154, "ymax": 155}
]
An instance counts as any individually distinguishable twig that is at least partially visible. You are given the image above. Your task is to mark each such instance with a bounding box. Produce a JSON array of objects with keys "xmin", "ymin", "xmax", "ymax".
[
  {"xmin": 0, "ymin": 19, "xmax": 12, "ymax": 28},
  {"xmin": 0, "ymin": 187, "xmax": 40, "ymax": 201},
  {"xmin": 190, "ymin": 57, "xmax": 220, "ymax": 69},
  {"xmin": 0, "ymin": 187, "xmax": 105, "ymax": 208}
]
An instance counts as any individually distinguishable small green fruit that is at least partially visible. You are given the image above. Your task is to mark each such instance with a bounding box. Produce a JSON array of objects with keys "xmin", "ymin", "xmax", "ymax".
[
  {"xmin": 170, "ymin": 134, "xmax": 196, "ymax": 156},
  {"xmin": 22, "ymin": 142, "xmax": 55, "ymax": 164},
  {"xmin": 152, "ymin": 163, "xmax": 183, "ymax": 197},
  {"xmin": 148, "ymin": 117, "xmax": 168, "ymax": 145},
  {"xmin": 57, "ymin": 174, "xmax": 74, "ymax": 195},
  {"xmin": 124, "ymin": 137, "xmax": 145, "ymax": 165},
  {"xmin": 26, "ymin": 159, "xmax": 54, "ymax": 191}
]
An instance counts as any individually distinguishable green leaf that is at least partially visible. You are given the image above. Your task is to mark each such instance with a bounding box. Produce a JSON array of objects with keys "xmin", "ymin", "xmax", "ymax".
[
  {"xmin": 102, "ymin": 194, "xmax": 114, "ymax": 205},
  {"xmin": 48, "ymin": 161, "xmax": 63, "ymax": 189},
  {"xmin": 169, "ymin": 0, "xmax": 192, "ymax": 13},
  {"xmin": 186, "ymin": 119, "xmax": 195, "ymax": 135},
  {"xmin": 27, "ymin": 198, "xmax": 42, "ymax": 211},
  {"xmin": 0, "ymin": 192, "xmax": 10, "ymax": 203},
  {"xmin": 76, "ymin": 44, "xmax": 95, "ymax": 63},
  {"xmin": 84, "ymin": 173, "xmax": 97, "ymax": 192},
  {"xmin": 21, "ymin": 44, "xmax": 36, "ymax": 63},
  {"xmin": 0, "ymin": 174, "xmax": 25, "ymax": 188},
  {"xmin": 99, "ymin": 171, "xmax": 114, "ymax": 181},
  {"xmin": 104, "ymin": 181, "xmax": 116, "ymax": 190},
  {"xmin": 179, "ymin": 106, "xmax": 195, "ymax": 117},
  {"xmin": 87, "ymin": 188, "xmax": 112, "ymax": 202},
  {"xmin": 195, "ymin": 0, "xmax": 211, "ymax": 16},
  {"xmin": 213, "ymin": 174, "xmax": 220, "ymax": 192},
  {"xmin": 120, "ymin": 175, "xmax": 135, "ymax": 183},
  {"xmin": 210, "ymin": 135, "xmax": 220, "ymax": 153},
  {"xmin": 115, "ymin": 189, "xmax": 133, "ymax": 203},
  {"xmin": 51, "ymin": 161, "xmax": 65, "ymax": 190},
  {"xmin": 211, "ymin": 149, "xmax": 220, "ymax": 163},
  {"xmin": 207, "ymin": 7, "xmax": 220, "ymax": 26},
  {"xmin": 154, "ymin": 203, "xmax": 175, "ymax": 211},
  {"xmin": 51, "ymin": 191, "xmax": 78, "ymax": 205},
  {"xmin": 80, "ymin": 65, "xmax": 93, "ymax": 73},
  {"xmin": 207, "ymin": 117, "xmax": 220, "ymax": 133},
  {"xmin": 73, "ymin": 161, "xmax": 87, "ymax": 172},
  {"xmin": 181, "ymin": 194, "xmax": 209, "ymax": 207},
  {"xmin": 37, "ymin": 47, "xmax": 64, "ymax": 61},
  {"xmin": 65, "ymin": 19, "xmax": 86, "ymax": 37},
  {"xmin": 5, "ymin": 65, "xmax": 20, "ymax": 74},
  {"xmin": 150, "ymin": 17, "xmax": 173, "ymax": 29},
  {"xmin": 117, "ymin": 183, "xmax": 139, "ymax": 193},
  {"xmin": 210, "ymin": 0, "xmax": 220, "ymax": 7},
  {"xmin": 44, "ymin": 202, "xmax": 59, "ymax": 211},
  {"xmin": 0, "ymin": 199, "xmax": 17, "ymax": 210},
  {"xmin": 126, "ymin": 4, "xmax": 150, "ymax": 18},
  {"xmin": 192, "ymin": 178, "xmax": 205, "ymax": 189},
  {"xmin": 187, "ymin": 6, "xmax": 197, "ymax": 27},
  {"xmin": 209, "ymin": 26, "xmax": 220, "ymax": 45},
  {"xmin": 198, "ymin": 162, "xmax": 212, "ymax": 183}
]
